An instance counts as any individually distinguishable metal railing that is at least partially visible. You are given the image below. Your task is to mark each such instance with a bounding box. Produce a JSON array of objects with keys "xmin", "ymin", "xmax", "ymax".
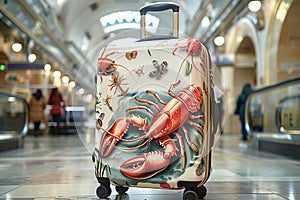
[
  {"xmin": 0, "ymin": 91, "xmax": 28, "ymax": 151},
  {"xmin": 245, "ymin": 77, "xmax": 300, "ymax": 138}
]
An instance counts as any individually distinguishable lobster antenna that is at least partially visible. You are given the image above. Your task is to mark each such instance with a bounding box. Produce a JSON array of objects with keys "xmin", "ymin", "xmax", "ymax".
[
  {"xmin": 113, "ymin": 63, "xmax": 135, "ymax": 79},
  {"xmin": 191, "ymin": 57, "xmax": 206, "ymax": 77},
  {"xmin": 100, "ymin": 45, "xmax": 108, "ymax": 58},
  {"xmin": 175, "ymin": 55, "xmax": 189, "ymax": 83}
]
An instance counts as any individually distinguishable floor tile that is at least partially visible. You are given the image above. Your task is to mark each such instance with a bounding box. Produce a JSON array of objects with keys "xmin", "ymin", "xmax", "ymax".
[
  {"xmin": 0, "ymin": 185, "xmax": 20, "ymax": 196},
  {"xmin": 0, "ymin": 134, "xmax": 299, "ymax": 200}
]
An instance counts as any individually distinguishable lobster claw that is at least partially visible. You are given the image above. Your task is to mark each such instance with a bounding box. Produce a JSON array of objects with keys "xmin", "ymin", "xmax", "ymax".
[
  {"xmin": 100, "ymin": 118, "xmax": 129, "ymax": 157},
  {"xmin": 100, "ymin": 115, "xmax": 148, "ymax": 158},
  {"xmin": 100, "ymin": 133, "xmax": 119, "ymax": 158},
  {"xmin": 120, "ymin": 136, "xmax": 179, "ymax": 180},
  {"xmin": 120, "ymin": 151, "xmax": 170, "ymax": 180}
]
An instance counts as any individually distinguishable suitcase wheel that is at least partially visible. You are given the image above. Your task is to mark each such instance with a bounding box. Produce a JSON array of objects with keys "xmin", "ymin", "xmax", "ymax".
[
  {"xmin": 96, "ymin": 178, "xmax": 112, "ymax": 198},
  {"xmin": 115, "ymin": 185, "xmax": 129, "ymax": 194},
  {"xmin": 96, "ymin": 185, "xmax": 112, "ymax": 198},
  {"xmin": 195, "ymin": 185, "xmax": 207, "ymax": 199},
  {"xmin": 183, "ymin": 185, "xmax": 207, "ymax": 200},
  {"xmin": 183, "ymin": 190, "xmax": 198, "ymax": 200}
]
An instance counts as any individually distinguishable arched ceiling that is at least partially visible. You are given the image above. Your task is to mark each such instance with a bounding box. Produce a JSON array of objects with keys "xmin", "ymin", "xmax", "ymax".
[
  {"xmin": 236, "ymin": 36, "xmax": 256, "ymax": 68},
  {"xmin": 277, "ymin": 0, "xmax": 300, "ymax": 81},
  {"xmin": 52, "ymin": 0, "xmax": 199, "ymax": 56},
  {"xmin": 0, "ymin": 0, "xmax": 248, "ymax": 92}
]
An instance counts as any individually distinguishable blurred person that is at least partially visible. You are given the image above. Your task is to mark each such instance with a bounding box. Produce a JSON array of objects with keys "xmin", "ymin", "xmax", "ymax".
[
  {"xmin": 235, "ymin": 83, "xmax": 253, "ymax": 148},
  {"xmin": 48, "ymin": 87, "xmax": 65, "ymax": 135},
  {"xmin": 29, "ymin": 89, "xmax": 46, "ymax": 137}
]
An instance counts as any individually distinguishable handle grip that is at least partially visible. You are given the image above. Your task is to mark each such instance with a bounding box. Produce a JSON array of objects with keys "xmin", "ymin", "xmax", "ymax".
[
  {"xmin": 139, "ymin": 2, "xmax": 179, "ymax": 39},
  {"xmin": 139, "ymin": 2, "xmax": 179, "ymax": 15}
]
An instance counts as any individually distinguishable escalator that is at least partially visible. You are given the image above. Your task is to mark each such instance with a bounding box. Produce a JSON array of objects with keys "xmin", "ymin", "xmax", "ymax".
[
  {"xmin": 0, "ymin": 91, "xmax": 28, "ymax": 151},
  {"xmin": 245, "ymin": 78, "xmax": 300, "ymax": 159}
]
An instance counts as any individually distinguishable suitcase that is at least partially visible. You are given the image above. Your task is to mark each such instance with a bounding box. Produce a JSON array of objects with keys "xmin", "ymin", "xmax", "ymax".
[{"xmin": 92, "ymin": 2, "xmax": 220, "ymax": 199}]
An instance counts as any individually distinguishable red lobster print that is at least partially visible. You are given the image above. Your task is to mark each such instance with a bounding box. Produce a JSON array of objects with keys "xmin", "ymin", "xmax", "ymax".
[
  {"xmin": 99, "ymin": 81, "xmax": 206, "ymax": 180},
  {"xmin": 172, "ymin": 38, "xmax": 206, "ymax": 82},
  {"xmin": 98, "ymin": 45, "xmax": 131, "ymax": 83}
]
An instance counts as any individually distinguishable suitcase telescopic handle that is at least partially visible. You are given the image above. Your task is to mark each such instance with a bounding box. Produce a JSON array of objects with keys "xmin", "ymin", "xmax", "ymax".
[{"xmin": 139, "ymin": 2, "xmax": 179, "ymax": 39}]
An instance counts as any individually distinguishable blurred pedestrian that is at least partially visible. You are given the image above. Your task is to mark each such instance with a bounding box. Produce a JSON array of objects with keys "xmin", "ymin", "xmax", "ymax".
[
  {"xmin": 235, "ymin": 83, "xmax": 253, "ymax": 147},
  {"xmin": 29, "ymin": 89, "xmax": 46, "ymax": 137},
  {"xmin": 48, "ymin": 87, "xmax": 65, "ymax": 135}
]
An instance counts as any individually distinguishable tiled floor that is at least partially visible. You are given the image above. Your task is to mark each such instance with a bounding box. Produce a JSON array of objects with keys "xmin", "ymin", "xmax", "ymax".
[{"xmin": 0, "ymin": 134, "xmax": 299, "ymax": 200}]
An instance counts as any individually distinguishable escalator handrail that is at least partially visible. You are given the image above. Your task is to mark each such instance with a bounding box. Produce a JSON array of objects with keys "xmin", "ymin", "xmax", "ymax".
[
  {"xmin": 245, "ymin": 77, "xmax": 300, "ymax": 135},
  {"xmin": 249, "ymin": 77, "xmax": 300, "ymax": 96},
  {"xmin": 0, "ymin": 91, "xmax": 29, "ymax": 137}
]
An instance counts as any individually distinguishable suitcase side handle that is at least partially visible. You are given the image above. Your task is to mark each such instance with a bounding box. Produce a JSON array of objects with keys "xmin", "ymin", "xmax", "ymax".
[{"xmin": 139, "ymin": 2, "xmax": 179, "ymax": 39}]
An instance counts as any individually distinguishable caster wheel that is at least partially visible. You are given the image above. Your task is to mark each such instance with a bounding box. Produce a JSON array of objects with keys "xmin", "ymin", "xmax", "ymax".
[
  {"xmin": 183, "ymin": 190, "xmax": 198, "ymax": 200},
  {"xmin": 116, "ymin": 185, "xmax": 129, "ymax": 194},
  {"xmin": 195, "ymin": 185, "xmax": 207, "ymax": 199},
  {"xmin": 96, "ymin": 185, "xmax": 112, "ymax": 198}
]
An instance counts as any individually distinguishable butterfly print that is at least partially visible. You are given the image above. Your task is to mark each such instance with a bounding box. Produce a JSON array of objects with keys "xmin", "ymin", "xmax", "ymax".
[{"xmin": 148, "ymin": 60, "xmax": 168, "ymax": 80}]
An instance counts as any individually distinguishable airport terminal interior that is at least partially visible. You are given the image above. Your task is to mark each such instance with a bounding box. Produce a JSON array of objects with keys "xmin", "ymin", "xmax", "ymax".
[{"xmin": 0, "ymin": 0, "xmax": 300, "ymax": 199}]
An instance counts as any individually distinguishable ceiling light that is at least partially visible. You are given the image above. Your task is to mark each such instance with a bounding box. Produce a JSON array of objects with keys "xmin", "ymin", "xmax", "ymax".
[
  {"xmin": 28, "ymin": 53, "xmax": 36, "ymax": 63},
  {"xmin": 53, "ymin": 70, "xmax": 61, "ymax": 78},
  {"xmin": 44, "ymin": 64, "xmax": 51, "ymax": 71},
  {"xmin": 78, "ymin": 88, "xmax": 85, "ymax": 95},
  {"xmin": 62, "ymin": 75, "xmax": 69, "ymax": 84},
  {"xmin": 12, "ymin": 43, "xmax": 22, "ymax": 52},
  {"xmin": 214, "ymin": 36, "xmax": 225, "ymax": 46},
  {"xmin": 69, "ymin": 81, "xmax": 76, "ymax": 88},
  {"xmin": 201, "ymin": 16, "xmax": 210, "ymax": 27},
  {"xmin": 86, "ymin": 93, "xmax": 93, "ymax": 102},
  {"xmin": 8, "ymin": 97, "xmax": 16, "ymax": 102},
  {"xmin": 248, "ymin": 1, "xmax": 262, "ymax": 12}
]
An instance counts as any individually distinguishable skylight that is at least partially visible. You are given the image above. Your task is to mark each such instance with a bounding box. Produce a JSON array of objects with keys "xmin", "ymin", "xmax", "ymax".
[{"xmin": 99, "ymin": 11, "xmax": 159, "ymax": 33}]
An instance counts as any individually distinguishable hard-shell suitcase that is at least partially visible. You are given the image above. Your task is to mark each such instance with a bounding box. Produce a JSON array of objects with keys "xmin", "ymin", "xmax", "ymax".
[{"xmin": 93, "ymin": 2, "xmax": 220, "ymax": 200}]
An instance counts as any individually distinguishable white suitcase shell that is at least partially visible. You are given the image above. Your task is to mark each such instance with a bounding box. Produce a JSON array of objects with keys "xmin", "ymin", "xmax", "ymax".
[{"xmin": 92, "ymin": 2, "xmax": 221, "ymax": 199}]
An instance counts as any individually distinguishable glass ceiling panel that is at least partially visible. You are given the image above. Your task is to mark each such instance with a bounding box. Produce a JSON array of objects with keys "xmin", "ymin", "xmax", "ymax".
[{"xmin": 100, "ymin": 11, "xmax": 159, "ymax": 33}]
